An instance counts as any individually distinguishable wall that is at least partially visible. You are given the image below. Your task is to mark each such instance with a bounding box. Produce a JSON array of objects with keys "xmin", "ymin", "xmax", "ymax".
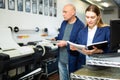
[
  {"xmin": 0, "ymin": 0, "xmax": 118, "ymax": 44},
  {"xmin": 0, "ymin": 0, "xmax": 88, "ymax": 44},
  {"xmin": 102, "ymin": 7, "xmax": 119, "ymax": 25},
  {"xmin": 57, "ymin": 0, "xmax": 88, "ymax": 23}
]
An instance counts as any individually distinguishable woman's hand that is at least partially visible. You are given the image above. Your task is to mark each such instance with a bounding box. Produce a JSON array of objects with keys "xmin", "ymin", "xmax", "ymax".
[{"xmin": 81, "ymin": 46, "xmax": 103, "ymax": 55}]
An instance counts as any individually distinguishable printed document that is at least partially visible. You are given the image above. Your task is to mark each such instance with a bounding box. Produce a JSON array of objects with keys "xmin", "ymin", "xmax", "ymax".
[{"xmin": 67, "ymin": 41, "xmax": 108, "ymax": 50}]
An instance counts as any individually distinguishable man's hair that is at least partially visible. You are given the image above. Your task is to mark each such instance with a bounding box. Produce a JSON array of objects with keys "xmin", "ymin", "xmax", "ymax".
[{"xmin": 64, "ymin": 4, "xmax": 76, "ymax": 12}]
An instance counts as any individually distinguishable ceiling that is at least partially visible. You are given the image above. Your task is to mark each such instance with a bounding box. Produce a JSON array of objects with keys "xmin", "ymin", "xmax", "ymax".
[
  {"xmin": 82, "ymin": 0, "xmax": 120, "ymax": 11},
  {"xmin": 114, "ymin": 0, "xmax": 120, "ymax": 7}
]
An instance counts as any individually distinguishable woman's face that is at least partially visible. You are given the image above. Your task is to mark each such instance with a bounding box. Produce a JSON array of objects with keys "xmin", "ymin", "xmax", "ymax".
[{"xmin": 85, "ymin": 11, "xmax": 99, "ymax": 28}]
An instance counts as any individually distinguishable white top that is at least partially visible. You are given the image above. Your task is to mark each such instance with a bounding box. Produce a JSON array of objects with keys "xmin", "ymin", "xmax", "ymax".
[
  {"xmin": 87, "ymin": 25, "xmax": 97, "ymax": 60},
  {"xmin": 87, "ymin": 25, "xmax": 97, "ymax": 45}
]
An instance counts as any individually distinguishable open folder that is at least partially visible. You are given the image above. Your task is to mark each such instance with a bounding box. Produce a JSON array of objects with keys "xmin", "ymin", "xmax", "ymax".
[
  {"xmin": 67, "ymin": 41, "xmax": 108, "ymax": 50},
  {"xmin": 0, "ymin": 28, "xmax": 34, "ymax": 58}
]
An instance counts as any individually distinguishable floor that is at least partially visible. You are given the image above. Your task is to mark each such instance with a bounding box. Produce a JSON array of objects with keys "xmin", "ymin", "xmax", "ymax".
[
  {"xmin": 48, "ymin": 72, "xmax": 59, "ymax": 80},
  {"xmin": 38, "ymin": 72, "xmax": 59, "ymax": 80}
]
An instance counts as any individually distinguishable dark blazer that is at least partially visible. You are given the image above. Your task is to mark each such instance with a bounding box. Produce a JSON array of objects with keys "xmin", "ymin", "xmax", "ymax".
[
  {"xmin": 55, "ymin": 16, "xmax": 85, "ymax": 73},
  {"xmin": 77, "ymin": 26, "xmax": 110, "ymax": 53},
  {"xmin": 74, "ymin": 26, "xmax": 111, "ymax": 73}
]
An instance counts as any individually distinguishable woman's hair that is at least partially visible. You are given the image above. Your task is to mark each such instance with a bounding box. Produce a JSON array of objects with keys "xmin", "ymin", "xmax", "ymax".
[{"xmin": 85, "ymin": 4, "xmax": 106, "ymax": 27}]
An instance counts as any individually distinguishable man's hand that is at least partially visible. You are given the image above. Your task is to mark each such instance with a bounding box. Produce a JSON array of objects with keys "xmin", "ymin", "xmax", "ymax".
[{"xmin": 56, "ymin": 40, "xmax": 67, "ymax": 47}]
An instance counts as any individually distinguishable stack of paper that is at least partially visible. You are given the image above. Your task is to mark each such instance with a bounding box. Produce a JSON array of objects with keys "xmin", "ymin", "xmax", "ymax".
[{"xmin": 0, "ymin": 28, "xmax": 34, "ymax": 58}]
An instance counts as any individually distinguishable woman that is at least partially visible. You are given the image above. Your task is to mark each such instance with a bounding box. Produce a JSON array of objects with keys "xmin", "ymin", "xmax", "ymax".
[{"xmin": 70, "ymin": 4, "xmax": 110, "ymax": 68}]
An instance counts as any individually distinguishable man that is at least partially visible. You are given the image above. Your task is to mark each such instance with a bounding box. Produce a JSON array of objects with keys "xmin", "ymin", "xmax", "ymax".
[{"xmin": 52, "ymin": 4, "xmax": 85, "ymax": 80}]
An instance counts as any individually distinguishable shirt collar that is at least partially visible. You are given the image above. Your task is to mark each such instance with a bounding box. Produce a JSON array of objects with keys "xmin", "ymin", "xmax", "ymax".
[{"xmin": 88, "ymin": 25, "xmax": 97, "ymax": 31}]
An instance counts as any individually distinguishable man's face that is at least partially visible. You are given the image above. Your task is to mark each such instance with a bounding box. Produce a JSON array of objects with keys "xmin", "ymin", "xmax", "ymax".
[
  {"xmin": 86, "ymin": 11, "xmax": 99, "ymax": 28},
  {"xmin": 62, "ymin": 6, "xmax": 74, "ymax": 21}
]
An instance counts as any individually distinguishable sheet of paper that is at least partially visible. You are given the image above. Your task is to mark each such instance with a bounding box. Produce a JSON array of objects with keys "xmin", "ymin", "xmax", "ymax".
[
  {"xmin": 17, "ymin": 46, "xmax": 34, "ymax": 54},
  {"xmin": 67, "ymin": 41, "xmax": 85, "ymax": 50},
  {"xmin": 0, "ymin": 28, "xmax": 34, "ymax": 57},
  {"xmin": 0, "ymin": 28, "xmax": 20, "ymax": 50},
  {"xmin": 50, "ymin": 40, "xmax": 61, "ymax": 44}
]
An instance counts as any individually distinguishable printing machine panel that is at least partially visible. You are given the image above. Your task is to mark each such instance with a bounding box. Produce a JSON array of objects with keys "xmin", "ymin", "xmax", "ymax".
[
  {"xmin": 0, "ymin": 27, "xmax": 58, "ymax": 80},
  {"xmin": 0, "ymin": 28, "xmax": 44, "ymax": 80}
]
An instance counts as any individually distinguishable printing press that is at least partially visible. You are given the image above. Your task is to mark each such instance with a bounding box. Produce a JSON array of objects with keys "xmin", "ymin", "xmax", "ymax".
[
  {"xmin": 27, "ymin": 39, "xmax": 59, "ymax": 78},
  {"xmin": 0, "ymin": 28, "xmax": 43, "ymax": 80},
  {"xmin": 0, "ymin": 27, "xmax": 58, "ymax": 80}
]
